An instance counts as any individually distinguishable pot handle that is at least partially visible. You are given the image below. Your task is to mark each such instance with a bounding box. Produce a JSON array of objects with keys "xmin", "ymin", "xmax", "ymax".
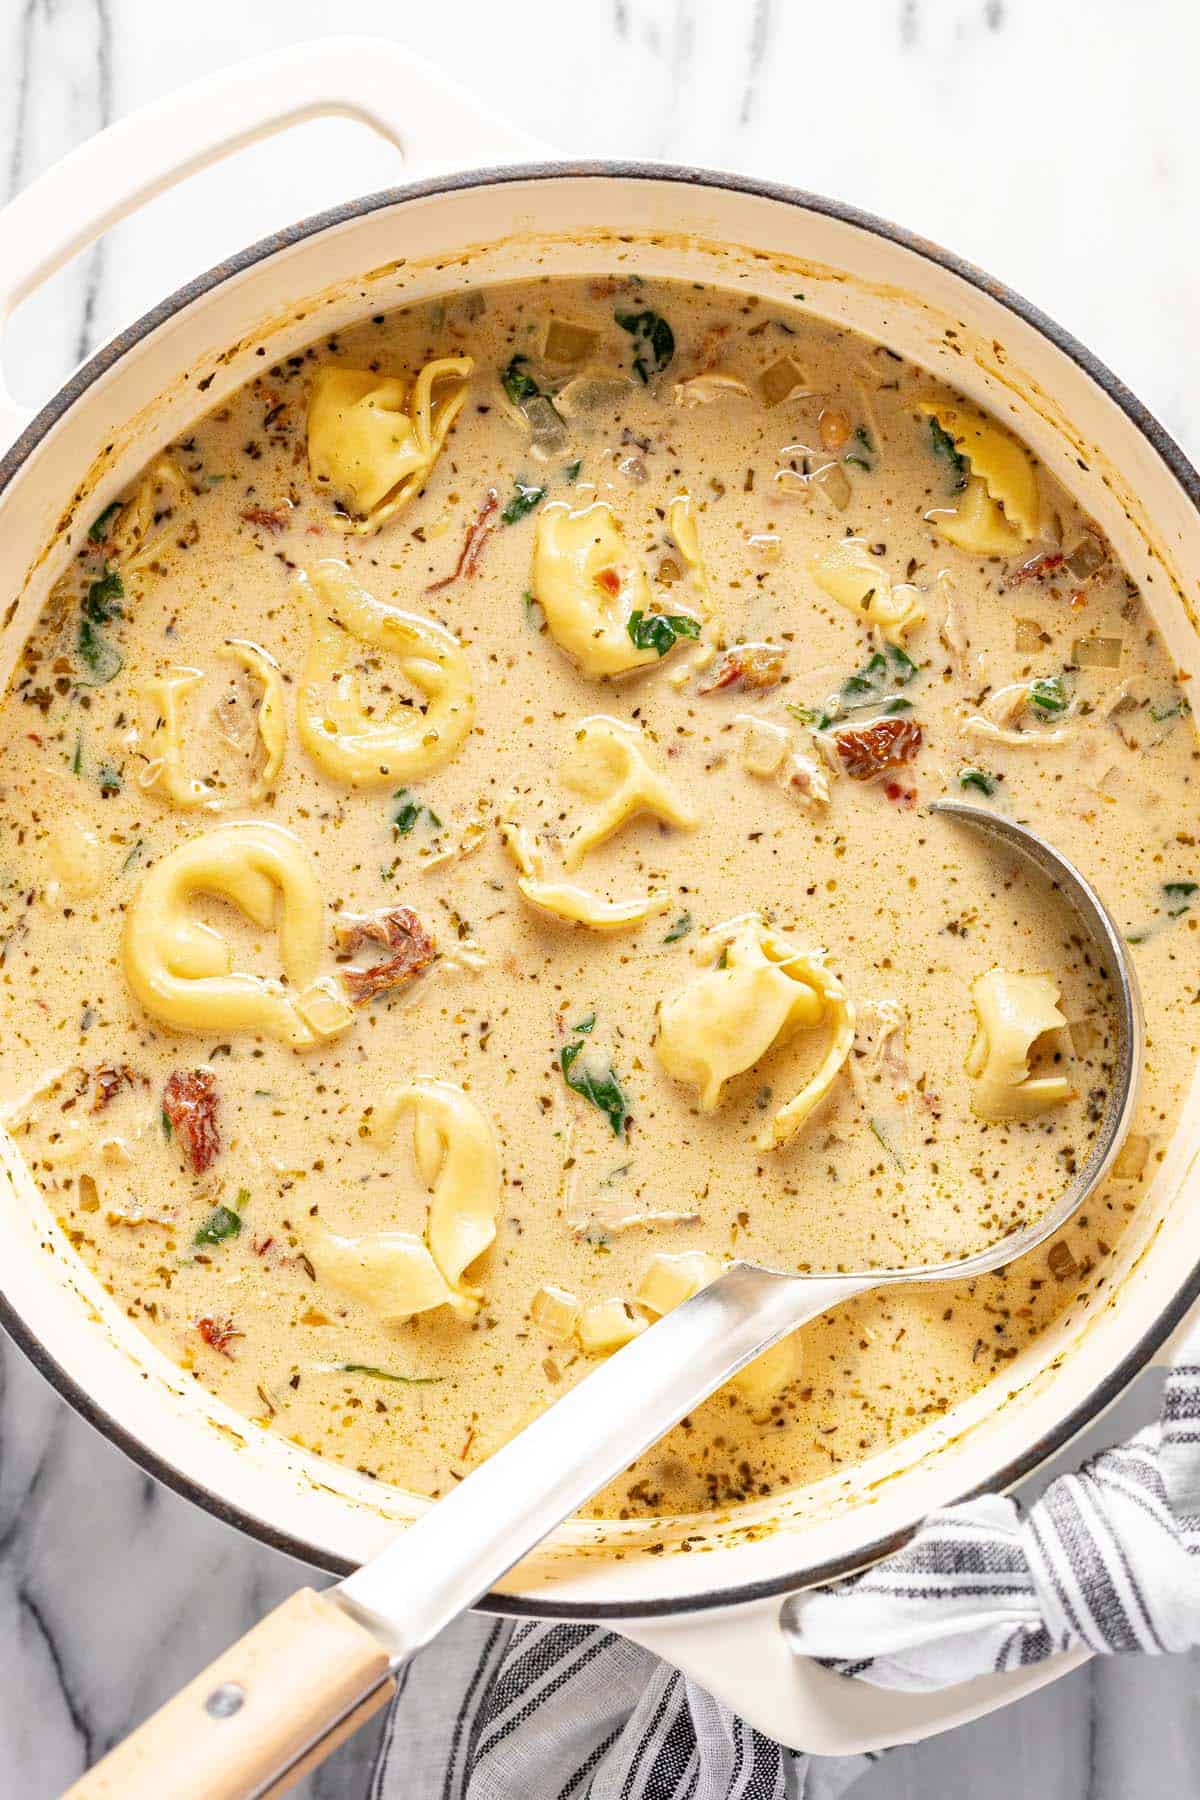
[
  {"xmin": 619, "ymin": 1605, "xmax": 1088, "ymax": 1755},
  {"xmin": 0, "ymin": 34, "xmax": 550, "ymax": 453}
]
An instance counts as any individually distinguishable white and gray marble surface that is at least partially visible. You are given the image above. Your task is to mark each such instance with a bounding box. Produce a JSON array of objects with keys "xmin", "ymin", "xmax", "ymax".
[{"xmin": 2, "ymin": 1, "xmax": 1200, "ymax": 1794}]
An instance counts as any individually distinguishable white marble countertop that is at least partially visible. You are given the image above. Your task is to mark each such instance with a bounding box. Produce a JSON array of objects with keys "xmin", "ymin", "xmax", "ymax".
[{"xmin": 3, "ymin": 1, "xmax": 1200, "ymax": 1794}]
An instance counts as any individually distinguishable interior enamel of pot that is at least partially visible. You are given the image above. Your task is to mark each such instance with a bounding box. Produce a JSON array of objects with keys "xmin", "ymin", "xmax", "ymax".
[{"xmin": 2, "ymin": 173, "xmax": 1200, "ymax": 1612}]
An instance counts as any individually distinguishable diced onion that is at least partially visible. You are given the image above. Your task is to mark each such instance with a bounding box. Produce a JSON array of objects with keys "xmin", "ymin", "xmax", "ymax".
[
  {"xmin": 1014, "ymin": 617, "xmax": 1047, "ymax": 654},
  {"xmin": 1072, "ymin": 636, "xmax": 1123, "ymax": 669},
  {"xmin": 543, "ymin": 318, "xmax": 599, "ymax": 365},
  {"xmin": 759, "ymin": 356, "xmax": 808, "ymax": 408},
  {"xmin": 524, "ymin": 394, "xmax": 568, "ymax": 455},
  {"xmin": 1065, "ymin": 532, "xmax": 1108, "ymax": 580},
  {"xmin": 809, "ymin": 460, "xmax": 851, "ymax": 512}
]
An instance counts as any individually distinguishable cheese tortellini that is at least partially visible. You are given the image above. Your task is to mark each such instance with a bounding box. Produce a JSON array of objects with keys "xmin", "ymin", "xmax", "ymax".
[
  {"xmin": 921, "ymin": 400, "xmax": 1040, "ymax": 555},
  {"xmin": 809, "ymin": 538, "xmax": 925, "ymax": 645},
  {"xmin": 307, "ymin": 1082, "xmax": 500, "ymax": 1327},
  {"xmin": 138, "ymin": 640, "xmax": 286, "ymax": 810},
  {"xmin": 561, "ymin": 716, "xmax": 696, "ymax": 869},
  {"xmin": 122, "ymin": 821, "xmax": 353, "ymax": 1048},
  {"xmin": 306, "ymin": 358, "xmax": 472, "ymax": 534},
  {"xmin": 499, "ymin": 817, "xmax": 671, "ymax": 931},
  {"xmin": 372, "ymin": 1079, "xmax": 501, "ymax": 1317},
  {"xmin": 533, "ymin": 500, "xmax": 699, "ymax": 679},
  {"xmin": 296, "ymin": 559, "xmax": 474, "ymax": 788},
  {"xmin": 305, "ymin": 1220, "xmax": 459, "ymax": 1324},
  {"xmin": 966, "ymin": 969, "xmax": 1073, "ymax": 1119},
  {"xmin": 104, "ymin": 453, "xmax": 190, "ymax": 582},
  {"xmin": 655, "ymin": 914, "xmax": 855, "ymax": 1148}
]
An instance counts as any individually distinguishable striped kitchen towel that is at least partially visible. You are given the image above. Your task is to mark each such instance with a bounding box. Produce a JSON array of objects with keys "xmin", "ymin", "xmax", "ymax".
[
  {"xmin": 372, "ymin": 1614, "xmax": 872, "ymax": 1799},
  {"xmin": 785, "ymin": 1319, "xmax": 1200, "ymax": 1689},
  {"xmin": 374, "ymin": 1325, "xmax": 1200, "ymax": 1792}
]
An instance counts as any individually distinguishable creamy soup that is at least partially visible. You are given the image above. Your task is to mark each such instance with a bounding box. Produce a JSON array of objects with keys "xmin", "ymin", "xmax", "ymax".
[{"xmin": 1, "ymin": 277, "xmax": 1196, "ymax": 1519}]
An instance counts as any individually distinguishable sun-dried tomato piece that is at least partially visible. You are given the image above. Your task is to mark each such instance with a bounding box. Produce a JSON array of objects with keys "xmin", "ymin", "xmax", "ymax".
[
  {"xmin": 240, "ymin": 504, "xmax": 290, "ymax": 533},
  {"xmin": 91, "ymin": 1065, "xmax": 138, "ymax": 1112},
  {"xmin": 1005, "ymin": 550, "xmax": 1064, "ymax": 587},
  {"xmin": 196, "ymin": 1314, "xmax": 242, "ymax": 1358},
  {"xmin": 427, "ymin": 488, "xmax": 500, "ymax": 591},
  {"xmin": 335, "ymin": 906, "xmax": 436, "ymax": 1004},
  {"xmin": 834, "ymin": 717, "xmax": 923, "ymax": 780},
  {"xmin": 699, "ymin": 643, "xmax": 785, "ymax": 693},
  {"xmin": 163, "ymin": 1069, "xmax": 221, "ymax": 1173},
  {"xmin": 595, "ymin": 566, "xmax": 622, "ymax": 596},
  {"xmin": 884, "ymin": 780, "xmax": 918, "ymax": 808}
]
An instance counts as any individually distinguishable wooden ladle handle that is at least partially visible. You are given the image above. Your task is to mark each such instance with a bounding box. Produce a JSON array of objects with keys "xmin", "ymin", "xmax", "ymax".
[{"xmin": 61, "ymin": 1587, "xmax": 393, "ymax": 1799}]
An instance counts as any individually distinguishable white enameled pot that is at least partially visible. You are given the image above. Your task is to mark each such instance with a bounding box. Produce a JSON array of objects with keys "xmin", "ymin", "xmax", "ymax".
[{"xmin": 2, "ymin": 36, "xmax": 1200, "ymax": 1759}]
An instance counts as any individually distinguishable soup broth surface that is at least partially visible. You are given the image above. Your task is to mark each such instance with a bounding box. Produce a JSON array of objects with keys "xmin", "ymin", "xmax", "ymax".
[{"xmin": 1, "ymin": 275, "xmax": 1196, "ymax": 1518}]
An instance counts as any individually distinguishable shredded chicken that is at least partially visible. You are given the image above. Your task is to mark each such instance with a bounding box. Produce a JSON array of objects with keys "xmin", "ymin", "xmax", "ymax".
[
  {"xmin": 784, "ymin": 748, "xmax": 831, "ymax": 809},
  {"xmin": 335, "ymin": 906, "xmax": 436, "ymax": 1003},
  {"xmin": 961, "ymin": 681, "xmax": 1078, "ymax": 748},
  {"xmin": 937, "ymin": 573, "xmax": 977, "ymax": 681},
  {"xmin": 847, "ymin": 999, "xmax": 909, "ymax": 1103},
  {"xmin": 570, "ymin": 1206, "xmax": 701, "ymax": 1238},
  {"xmin": 672, "ymin": 371, "xmax": 753, "ymax": 407}
]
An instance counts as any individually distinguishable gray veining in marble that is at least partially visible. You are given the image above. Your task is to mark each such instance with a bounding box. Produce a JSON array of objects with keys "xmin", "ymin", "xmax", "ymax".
[{"xmin": 3, "ymin": 2, "xmax": 1200, "ymax": 1794}]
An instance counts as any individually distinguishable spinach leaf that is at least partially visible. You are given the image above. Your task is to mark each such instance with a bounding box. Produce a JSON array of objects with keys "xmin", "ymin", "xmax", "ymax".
[
  {"xmin": 501, "ymin": 481, "xmax": 546, "ymax": 525},
  {"xmin": 627, "ymin": 610, "xmax": 700, "ymax": 657},
  {"xmin": 501, "ymin": 354, "xmax": 541, "ymax": 405},
  {"xmin": 869, "ymin": 1117, "xmax": 905, "ymax": 1173},
  {"xmin": 84, "ymin": 565, "xmax": 124, "ymax": 624},
  {"xmin": 929, "ymin": 416, "xmax": 968, "ymax": 491},
  {"xmin": 87, "ymin": 501, "xmax": 123, "ymax": 544},
  {"xmin": 560, "ymin": 1038, "xmax": 629, "ymax": 1136},
  {"xmin": 393, "ymin": 789, "xmax": 440, "ymax": 836},
  {"xmin": 959, "ymin": 768, "xmax": 996, "ymax": 796},
  {"xmin": 1028, "ymin": 675, "xmax": 1068, "ymax": 714},
  {"xmin": 833, "ymin": 641, "xmax": 918, "ymax": 717},
  {"xmin": 76, "ymin": 617, "xmax": 123, "ymax": 685},
  {"xmin": 572, "ymin": 1012, "xmax": 597, "ymax": 1034},
  {"xmin": 194, "ymin": 1204, "xmax": 242, "ymax": 1247},
  {"xmin": 615, "ymin": 309, "xmax": 675, "ymax": 383},
  {"xmin": 340, "ymin": 1363, "xmax": 441, "ymax": 1384},
  {"xmin": 564, "ymin": 459, "xmax": 582, "ymax": 482},
  {"xmin": 664, "ymin": 912, "xmax": 693, "ymax": 943},
  {"xmin": 1164, "ymin": 881, "xmax": 1198, "ymax": 917}
]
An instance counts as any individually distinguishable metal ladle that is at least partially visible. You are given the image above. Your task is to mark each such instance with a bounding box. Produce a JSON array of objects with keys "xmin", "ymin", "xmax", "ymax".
[
  {"xmin": 68, "ymin": 800, "xmax": 1143, "ymax": 1800},
  {"xmin": 336, "ymin": 799, "xmax": 1142, "ymax": 1654}
]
